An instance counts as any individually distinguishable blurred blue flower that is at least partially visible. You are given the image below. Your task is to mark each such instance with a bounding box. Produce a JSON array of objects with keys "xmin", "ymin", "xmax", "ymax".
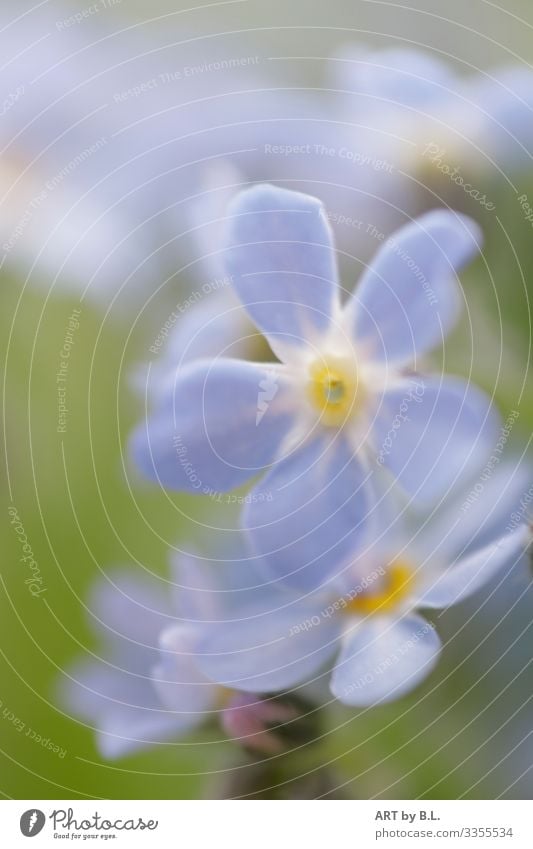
[
  {"xmin": 3, "ymin": 6, "xmax": 390, "ymax": 303},
  {"xmin": 59, "ymin": 569, "xmax": 221, "ymax": 759},
  {"xmin": 0, "ymin": 6, "xmax": 164, "ymax": 295},
  {"xmin": 131, "ymin": 184, "xmax": 499, "ymax": 588},
  {"xmin": 194, "ymin": 466, "xmax": 531, "ymax": 707},
  {"xmin": 334, "ymin": 47, "xmax": 533, "ymax": 179},
  {"xmin": 60, "ymin": 547, "xmax": 326, "ymax": 759}
]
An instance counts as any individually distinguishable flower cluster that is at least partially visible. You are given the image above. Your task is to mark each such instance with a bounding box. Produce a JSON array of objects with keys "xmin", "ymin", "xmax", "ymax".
[
  {"xmin": 63, "ymin": 180, "xmax": 531, "ymax": 759},
  {"xmin": 63, "ymin": 453, "xmax": 529, "ymax": 757},
  {"xmin": 29, "ymin": 14, "xmax": 532, "ymax": 763}
]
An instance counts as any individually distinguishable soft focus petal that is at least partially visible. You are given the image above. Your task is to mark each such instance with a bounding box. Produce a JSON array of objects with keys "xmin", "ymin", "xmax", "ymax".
[
  {"xmin": 61, "ymin": 661, "xmax": 147, "ymax": 722},
  {"xmin": 97, "ymin": 708, "xmax": 193, "ymax": 760},
  {"xmin": 225, "ymin": 185, "xmax": 339, "ymax": 361},
  {"xmin": 413, "ymin": 460, "xmax": 532, "ymax": 562},
  {"xmin": 340, "ymin": 48, "xmax": 456, "ymax": 109},
  {"xmin": 330, "ymin": 614, "xmax": 441, "ymax": 706},
  {"xmin": 89, "ymin": 571, "xmax": 172, "ymax": 650},
  {"xmin": 130, "ymin": 359, "xmax": 295, "ymax": 492},
  {"xmin": 347, "ymin": 210, "xmax": 481, "ymax": 366},
  {"xmin": 139, "ymin": 292, "xmax": 257, "ymax": 402},
  {"xmin": 373, "ymin": 376, "xmax": 499, "ymax": 504},
  {"xmin": 466, "ymin": 66, "xmax": 533, "ymax": 168},
  {"xmin": 415, "ymin": 524, "xmax": 530, "ymax": 610},
  {"xmin": 60, "ymin": 661, "xmax": 188, "ymax": 760},
  {"xmin": 244, "ymin": 435, "xmax": 377, "ymax": 591},
  {"xmin": 195, "ymin": 601, "xmax": 340, "ymax": 693},
  {"xmin": 151, "ymin": 625, "xmax": 218, "ymax": 716},
  {"xmin": 189, "ymin": 160, "xmax": 242, "ymax": 279},
  {"xmin": 171, "ymin": 551, "xmax": 223, "ymax": 624}
]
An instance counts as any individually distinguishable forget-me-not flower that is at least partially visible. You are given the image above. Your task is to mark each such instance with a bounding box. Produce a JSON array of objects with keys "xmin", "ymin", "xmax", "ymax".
[
  {"xmin": 60, "ymin": 569, "xmax": 223, "ymax": 759},
  {"xmin": 60, "ymin": 554, "xmax": 314, "ymax": 759},
  {"xmin": 193, "ymin": 463, "xmax": 531, "ymax": 706},
  {"xmin": 132, "ymin": 184, "xmax": 499, "ymax": 589},
  {"xmin": 7, "ymin": 8, "xmax": 374, "ymax": 301}
]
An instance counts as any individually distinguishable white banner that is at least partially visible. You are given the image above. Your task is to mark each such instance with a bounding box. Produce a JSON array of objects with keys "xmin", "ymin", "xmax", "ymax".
[{"xmin": 0, "ymin": 800, "xmax": 532, "ymax": 847}]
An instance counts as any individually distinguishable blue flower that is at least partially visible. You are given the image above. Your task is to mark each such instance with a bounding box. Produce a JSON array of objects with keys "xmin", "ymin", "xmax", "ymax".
[
  {"xmin": 59, "ymin": 569, "xmax": 222, "ymax": 759},
  {"xmin": 9, "ymin": 10, "xmax": 377, "ymax": 301},
  {"xmin": 60, "ymin": 547, "xmax": 325, "ymax": 758},
  {"xmin": 132, "ymin": 184, "xmax": 499, "ymax": 589},
  {"xmin": 132, "ymin": 156, "xmax": 381, "ymax": 402},
  {"xmin": 335, "ymin": 47, "xmax": 533, "ymax": 176},
  {"xmin": 192, "ymin": 465, "xmax": 531, "ymax": 707}
]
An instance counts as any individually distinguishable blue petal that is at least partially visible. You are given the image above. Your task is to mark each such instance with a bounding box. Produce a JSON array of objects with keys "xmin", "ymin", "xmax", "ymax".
[
  {"xmin": 171, "ymin": 544, "xmax": 288, "ymax": 624},
  {"xmin": 60, "ymin": 661, "xmax": 188, "ymax": 760},
  {"xmin": 330, "ymin": 614, "xmax": 441, "ymax": 706},
  {"xmin": 195, "ymin": 600, "xmax": 341, "ymax": 693},
  {"xmin": 415, "ymin": 524, "xmax": 530, "ymax": 610},
  {"xmin": 244, "ymin": 435, "xmax": 377, "ymax": 591},
  {"xmin": 347, "ymin": 210, "xmax": 481, "ymax": 366},
  {"xmin": 61, "ymin": 661, "xmax": 149, "ymax": 722},
  {"xmin": 130, "ymin": 359, "xmax": 295, "ymax": 493},
  {"xmin": 142, "ymin": 292, "xmax": 257, "ymax": 402},
  {"xmin": 225, "ymin": 185, "xmax": 339, "ymax": 361},
  {"xmin": 189, "ymin": 160, "xmax": 243, "ymax": 281},
  {"xmin": 151, "ymin": 625, "xmax": 218, "ymax": 716},
  {"xmin": 171, "ymin": 551, "xmax": 225, "ymax": 624},
  {"xmin": 373, "ymin": 376, "xmax": 500, "ymax": 504},
  {"xmin": 413, "ymin": 460, "xmax": 533, "ymax": 562},
  {"xmin": 466, "ymin": 66, "xmax": 533, "ymax": 168},
  {"xmin": 97, "ymin": 709, "xmax": 193, "ymax": 760},
  {"xmin": 340, "ymin": 48, "xmax": 456, "ymax": 109},
  {"xmin": 88, "ymin": 571, "xmax": 172, "ymax": 652}
]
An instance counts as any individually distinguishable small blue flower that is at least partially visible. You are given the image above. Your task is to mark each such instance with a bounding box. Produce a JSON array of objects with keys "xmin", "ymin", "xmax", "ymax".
[
  {"xmin": 132, "ymin": 184, "xmax": 499, "ymax": 589},
  {"xmin": 59, "ymin": 569, "xmax": 222, "ymax": 759},
  {"xmin": 60, "ymin": 546, "xmax": 326, "ymax": 758},
  {"xmin": 193, "ymin": 466, "xmax": 531, "ymax": 707},
  {"xmin": 335, "ymin": 47, "xmax": 533, "ymax": 174}
]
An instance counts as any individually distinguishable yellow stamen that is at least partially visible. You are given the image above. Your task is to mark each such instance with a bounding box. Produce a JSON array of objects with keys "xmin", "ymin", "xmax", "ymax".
[
  {"xmin": 345, "ymin": 561, "xmax": 415, "ymax": 616},
  {"xmin": 307, "ymin": 354, "xmax": 364, "ymax": 427}
]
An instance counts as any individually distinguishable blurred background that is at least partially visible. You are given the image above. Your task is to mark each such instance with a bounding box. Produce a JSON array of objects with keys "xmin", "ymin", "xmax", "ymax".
[{"xmin": 1, "ymin": 0, "xmax": 532, "ymax": 799}]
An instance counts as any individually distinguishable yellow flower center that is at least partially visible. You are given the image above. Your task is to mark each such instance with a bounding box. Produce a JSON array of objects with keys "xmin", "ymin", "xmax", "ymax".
[
  {"xmin": 307, "ymin": 354, "xmax": 365, "ymax": 427},
  {"xmin": 345, "ymin": 561, "xmax": 415, "ymax": 616}
]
